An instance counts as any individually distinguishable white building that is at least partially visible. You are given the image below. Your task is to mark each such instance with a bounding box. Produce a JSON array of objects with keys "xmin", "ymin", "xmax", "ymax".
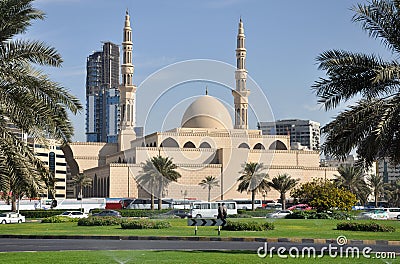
[
  {"xmin": 257, "ymin": 119, "xmax": 320, "ymax": 151},
  {"xmin": 29, "ymin": 138, "xmax": 67, "ymax": 199}
]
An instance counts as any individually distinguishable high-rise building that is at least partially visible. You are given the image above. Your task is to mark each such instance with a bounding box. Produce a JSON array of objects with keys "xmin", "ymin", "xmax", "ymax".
[
  {"xmin": 257, "ymin": 119, "xmax": 320, "ymax": 151},
  {"xmin": 377, "ymin": 159, "xmax": 400, "ymax": 183},
  {"xmin": 86, "ymin": 42, "xmax": 120, "ymax": 143}
]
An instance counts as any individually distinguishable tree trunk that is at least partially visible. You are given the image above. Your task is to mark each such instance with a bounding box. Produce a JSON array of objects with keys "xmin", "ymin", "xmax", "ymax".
[
  {"xmin": 208, "ymin": 186, "xmax": 211, "ymax": 202},
  {"xmin": 375, "ymin": 191, "xmax": 378, "ymax": 208},
  {"xmin": 281, "ymin": 192, "xmax": 286, "ymax": 210},
  {"xmin": 251, "ymin": 190, "xmax": 255, "ymax": 211},
  {"xmin": 11, "ymin": 193, "xmax": 17, "ymax": 212},
  {"xmin": 151, "ymin": 193, "xmax": 155, "ymax": 210},
  {"xmin": 158, "ymin": 197, "xmax": 162, "ymax": 211},
  {"xmin": 157, "ymin": 185, "xmax": 163, "ymax": 210}
]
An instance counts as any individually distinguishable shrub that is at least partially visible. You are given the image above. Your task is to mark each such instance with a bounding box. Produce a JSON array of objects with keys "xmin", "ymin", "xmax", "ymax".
[
  {"xmin": 77, "ymin": 216, "xmax": 122, "ymax": 226},
  {"xmin": 121, "ymin": 219, "xmax": 171, "ymax": 229},
  {"xmin": 337, "ymin": 222, "xmax": 395, "ymax": 232},
  {"xmin": 41, "ymin": 216, "xmax": 79, "ymax": 223},
  {"xmin": 222, "ymin": 220, "xmax": 274, "ymax": 231}
]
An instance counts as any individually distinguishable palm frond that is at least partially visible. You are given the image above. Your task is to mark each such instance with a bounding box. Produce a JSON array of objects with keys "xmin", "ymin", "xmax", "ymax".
[
  {"xmin": 352, "ymin": 0, "xmax": 400, "ymax": 53},
  {"xmin": 0, "ymin": 0, "xmax": 44, "ymax": 42}
]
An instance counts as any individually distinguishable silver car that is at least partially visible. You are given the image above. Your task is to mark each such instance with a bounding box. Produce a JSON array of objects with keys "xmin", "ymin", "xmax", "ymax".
[{"xmin": 266, "ymin": 210, "xmax": 292, "ymax": 219}]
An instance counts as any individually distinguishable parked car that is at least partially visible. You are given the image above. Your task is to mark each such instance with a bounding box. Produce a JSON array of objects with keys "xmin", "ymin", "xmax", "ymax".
[
  {"xmin": 0, "ymin": 212, "xmax": 25, "ymax": 224},
  {"xmin": 59, "ymin": 211, "xmax": 88, "ymax": 219},
  {"xmin": 92, "ymin": 210, "xmax": 122, "ymax": 218},
  {"xmin": 287, "ymin": 204, "xmax": 312, "ymax": 211},
  {"xmin": 266, "ymin": 210, "xmax": 292, "ymax": 219},
  {"xmin": 357, "ymin": 210, "xmax": 388, "ymax": 220},
  {"xmin": 397, "ymin": 214, "xmax": 400, "ymax": 220},
  {"xmin": 156, "ymin": 209, "xmax": 190, "ymax": 219}
]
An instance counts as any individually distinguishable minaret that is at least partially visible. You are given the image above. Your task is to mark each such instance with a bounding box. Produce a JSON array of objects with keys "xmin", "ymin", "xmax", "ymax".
[
  {"xmin": 232, "ymin": 18, "xmax": 250, "ymax": 129},
  {"xmin": 118, "ymin": 10, "xmax": 136, "ymax": 151}
]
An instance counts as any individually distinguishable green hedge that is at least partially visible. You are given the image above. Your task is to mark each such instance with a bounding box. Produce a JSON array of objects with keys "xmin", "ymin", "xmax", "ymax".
[
  {"xmin": 285, "ymin": 210, "xmax": 353, "ymax": 220},
  {"xmin": 227, "ymin": 214, "xmax": 252, "ymax": 218},
  {"xmin": 90, "ymin": 209, "xmax": 171, "ymax": 218},
  {"xmin": 41, "ymin": 216, "xmax": 79, "ymax": 223},
  {"xmin": 20, "ymin": 210, "xmax": 68, "ymax": 219},
  {"xmin": 121, "ymin": 219, "xmax": 171, "ymax": 229},
  {"xmin": 237, "ymin": 209, "xmax": 272, "ymax": 217},
  {"xmin": 222, "ymin": 220, "xmax": 274, "ymax": 231},
  {"xmin": 337, "ymin": 222, "xmax": 395, "ymax": 232},
  {"xmin": 77, "ymin": 216, "xmax": 122, "ymax": 226}
]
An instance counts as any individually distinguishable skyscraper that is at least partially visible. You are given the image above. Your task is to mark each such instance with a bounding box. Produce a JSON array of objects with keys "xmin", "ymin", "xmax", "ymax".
[{"xmin": 86, "ymin": 42, "xmax": 120, "ymax": 143}]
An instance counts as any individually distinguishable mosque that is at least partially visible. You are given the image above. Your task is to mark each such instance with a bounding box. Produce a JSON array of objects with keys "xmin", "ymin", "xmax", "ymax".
[{"xmin": 63, "ymin": 12, "xmax": 336, "ymax": 202}]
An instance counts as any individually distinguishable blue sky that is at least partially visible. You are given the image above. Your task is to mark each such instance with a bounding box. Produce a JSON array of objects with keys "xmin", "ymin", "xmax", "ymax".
[{"xmin": 26, "ymin": 0, "xmax": 393, "ymax": 142}]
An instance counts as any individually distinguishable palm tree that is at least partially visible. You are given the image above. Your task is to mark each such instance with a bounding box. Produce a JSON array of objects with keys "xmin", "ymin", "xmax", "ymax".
[
  {"xmin": 199, "ymin": 176, "xmax": 220, "ymax": 202},
  {"xmin": 384, "ymin": 180, "xmax": 400, "ymax": 207},
  {"xmin": 237, "ymin": 162, "xmax": 270, "ymax": 211},
  {"xmin": 0, "ymin": 0, "xmax": 82, "ymax": 210},
  {"xmin": 313, "ymin": 0, "xmax": 400, "ymax": 168},
  {"xmin": 366, "ymin": 174, "xmax": 384, "ymax": 207},
  {"xmin": 72, "ymin": 173, "xmax": 92, "ymax": 212},
  {"xmin": 268, "ymin": 174, "xmax": 299, "ymax": 210},
  {"xmin": 334, "ymin": 165, "xmax": 370, "ymax": 205},
  {"xmin": 136, "ymin": 155, "xmax": 181, "ymax": 210}
]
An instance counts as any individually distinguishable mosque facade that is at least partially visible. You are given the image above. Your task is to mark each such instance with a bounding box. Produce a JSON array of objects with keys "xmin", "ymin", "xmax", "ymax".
[{"xmin": 64, "ymin": 12, "xmax": 336, "ymax": 202}]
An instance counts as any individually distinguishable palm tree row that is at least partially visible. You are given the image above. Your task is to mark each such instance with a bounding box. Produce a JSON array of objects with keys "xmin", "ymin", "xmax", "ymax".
[
  {"xmin": 0, "ymin": 0, "xmax": 82, "ymax": 210},
  {"xmin": 333, "ymin": 164, "xmax": 397, "ymax": 208}
]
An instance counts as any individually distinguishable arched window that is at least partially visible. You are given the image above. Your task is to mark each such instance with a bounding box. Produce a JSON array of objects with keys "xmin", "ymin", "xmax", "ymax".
[
  {"xmin": 199, "ymin": 142, "xmax": 212, "ymax": 148},
  {"xmin": 269, "ymin": 140, "xmax": 288, "ymax": 150},
  {"xmin": 253, "ymin": 143, "xmax": 265, "ymax": 150},
  {"xmin": 160, "ymin": 137, "xmax": 179, "ymax": 148},
  {"xmin": 183, "ymin": 141, "xmax": 196, "ymax": 148},
  {"xmin": 238, "ymin": 143, "xmax": 250, "ymax": 149}
]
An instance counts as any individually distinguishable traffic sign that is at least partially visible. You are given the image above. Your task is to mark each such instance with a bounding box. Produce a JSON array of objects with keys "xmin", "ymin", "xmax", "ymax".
[{"xmin": 188, "ymin": 218, "xmax": 227, "ymax": 226}]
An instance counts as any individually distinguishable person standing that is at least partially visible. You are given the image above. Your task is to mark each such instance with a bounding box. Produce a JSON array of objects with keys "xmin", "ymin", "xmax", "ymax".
[
  {"xmin": 222, "ymin": 203, "xmax": 227, "ymax": 219},
  {"xmin": 217, "ymin": 203, "xmax": 223, "ymax": 219}
]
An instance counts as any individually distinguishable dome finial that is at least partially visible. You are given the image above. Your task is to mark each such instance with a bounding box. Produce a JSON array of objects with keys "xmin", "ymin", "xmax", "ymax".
[{"xmin": 205, "ymin": 86, "xmax": 208, "ymax": 95}]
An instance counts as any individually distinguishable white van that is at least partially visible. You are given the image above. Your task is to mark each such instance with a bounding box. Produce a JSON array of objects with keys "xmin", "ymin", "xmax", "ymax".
[
  {"xmin": 190, "ymin": 201, "xmax": 237, "ymax": 218},
  {"xmin": 381, "ymin": 208, "xmax": 400, "ymax": 219}
]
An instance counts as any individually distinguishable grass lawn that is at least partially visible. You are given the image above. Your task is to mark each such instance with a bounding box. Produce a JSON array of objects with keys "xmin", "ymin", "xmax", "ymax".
[
  {"xmin": 0, "ymin": 250, "xmax": 397, "ymax": 264},
  {"xmin": 0, "ymin": 219, "xmax": 399, "ymax": 241}
]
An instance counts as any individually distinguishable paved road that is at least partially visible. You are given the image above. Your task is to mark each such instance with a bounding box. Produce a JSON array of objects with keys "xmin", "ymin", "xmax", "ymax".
[{"xmin": 0, "ymin": 238, "xmax": 399, "ymax": 257}]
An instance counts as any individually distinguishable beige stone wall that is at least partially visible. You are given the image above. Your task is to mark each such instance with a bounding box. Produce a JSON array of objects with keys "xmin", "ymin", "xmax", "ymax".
[{"xmin": 67, "ymin": 142, "xmax": 117, "ymax": 172}]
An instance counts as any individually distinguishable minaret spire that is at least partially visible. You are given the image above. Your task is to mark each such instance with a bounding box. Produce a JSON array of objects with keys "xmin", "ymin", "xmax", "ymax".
[
  {"xmin": 232, "ymin": 17, "xmax": 250, "ymax": 129},
  {"xmin": 118, "ymin": 10, "xmax": 136, "ymax": 151}
]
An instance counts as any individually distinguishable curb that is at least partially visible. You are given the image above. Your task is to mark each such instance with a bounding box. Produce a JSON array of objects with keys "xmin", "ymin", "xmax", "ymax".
[{"xmin": 0, "ymin": 235, "xmax": 399, "ymax": 246}]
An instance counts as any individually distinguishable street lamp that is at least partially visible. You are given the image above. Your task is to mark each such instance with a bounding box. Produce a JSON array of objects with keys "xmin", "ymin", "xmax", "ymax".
[{"xmin": 181, "ymin": 190, "xmax": 188, "ymax": 209}]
